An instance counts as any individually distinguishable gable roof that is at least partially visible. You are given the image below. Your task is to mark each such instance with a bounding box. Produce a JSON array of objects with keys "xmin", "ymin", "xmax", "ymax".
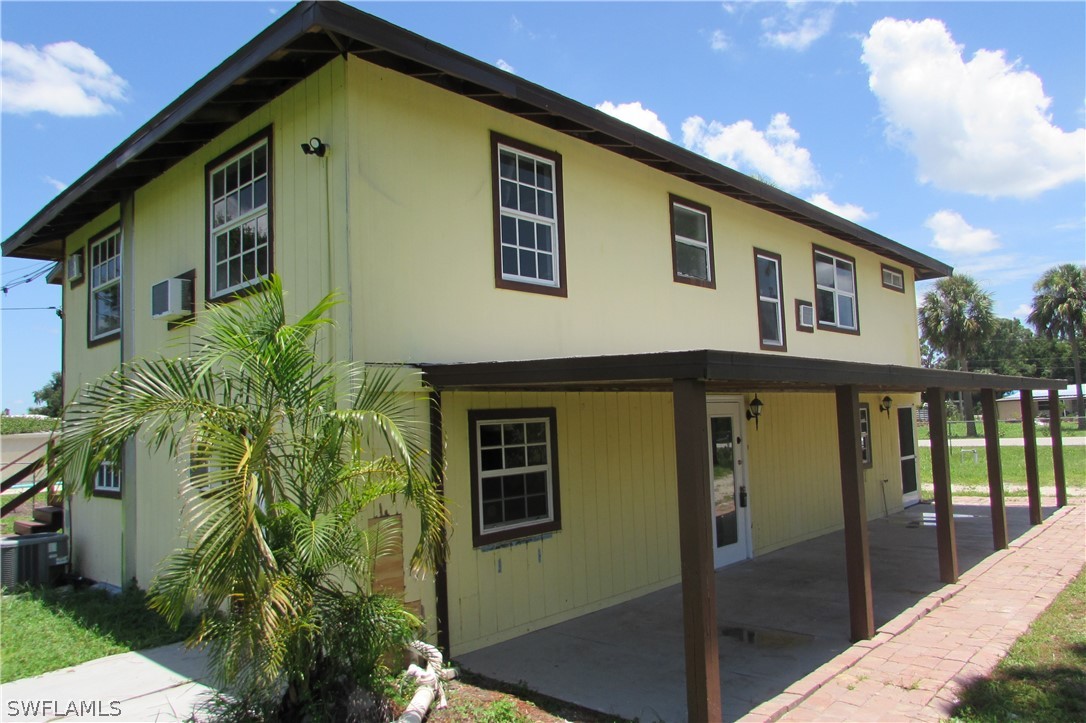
[{"xmin": 2, "ymin": 1, "xmax": 952, "ymax": 281}]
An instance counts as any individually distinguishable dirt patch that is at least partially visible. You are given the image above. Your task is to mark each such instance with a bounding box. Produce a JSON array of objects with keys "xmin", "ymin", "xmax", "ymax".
[{"xmin": 425, "ymin": 669, "xmax": 628, "ymax": 722}]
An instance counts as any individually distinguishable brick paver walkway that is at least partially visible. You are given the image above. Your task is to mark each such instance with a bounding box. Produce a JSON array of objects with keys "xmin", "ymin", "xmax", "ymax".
[{"xmin": 744, "ymin": 502, "xmax": 1085, "ymax": 722}]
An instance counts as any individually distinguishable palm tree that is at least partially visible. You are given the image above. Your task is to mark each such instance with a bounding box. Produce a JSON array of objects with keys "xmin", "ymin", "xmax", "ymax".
[
  {"xmin": 919, "ymin": 274, "xmax": 995, "ymax": 437},
  {"xmin": 1029, "ymin": 263, "xmax": 1086, "ymax": 430},
  {"xmin": 51, "ymin": 276, "xmax": 448, "ymax": 718}
]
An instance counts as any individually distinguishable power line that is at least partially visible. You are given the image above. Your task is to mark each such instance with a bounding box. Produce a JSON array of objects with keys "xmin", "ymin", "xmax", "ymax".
[{"xmin": 1, "ymin": 306, "xmax": 62, "ymax": 317}]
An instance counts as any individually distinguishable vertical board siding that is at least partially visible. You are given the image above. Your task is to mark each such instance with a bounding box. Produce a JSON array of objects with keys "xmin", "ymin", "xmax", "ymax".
[{"xmin": 444, "ymin": 391, "xmax": 681, "ymax": 654}]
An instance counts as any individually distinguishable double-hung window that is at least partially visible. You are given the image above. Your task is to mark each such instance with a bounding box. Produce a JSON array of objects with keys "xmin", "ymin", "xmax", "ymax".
[
  {"xmin": 207, "ymin": 130, "xmax": 271, "ymax": 300},
  {"xmin": 469, "ymin": 408, "xmax": 561, "ymax": 547},
  {"xmin": 670, "ymin": 195, "xmax": 715, "ymax": 287},
  {"xmin": 813, "ymin": 247, "xmax": 859, "ymax": 333},
  {"xmin": 493, "ymin": 133, "xmax": 565, "ymax": 296},
  {"xmin": 754, "ymin": 249, "xmax": 786, "ymax": 350},
  {"xmin": 88, "ymin": 227, "xmax": 121, "ymax": 343},
  {"xmin": 94, "ymin": 461, "xmax": 122, "ymax": 498}
]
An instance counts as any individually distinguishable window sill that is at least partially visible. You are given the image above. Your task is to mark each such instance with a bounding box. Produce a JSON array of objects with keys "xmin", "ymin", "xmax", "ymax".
[{"xmin": 473, "ymin": 519, "xmax": 561, "ymax": 549}]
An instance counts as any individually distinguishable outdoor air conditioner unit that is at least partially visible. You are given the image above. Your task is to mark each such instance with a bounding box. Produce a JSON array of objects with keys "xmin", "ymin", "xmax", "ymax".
[
  {"xmin": 151, "ymin": 277, "xmax": 194, "ymax": 321},
  {"xmin": 1, "ymin": 533, "xmax": 70, "ymax": 589},
  {"xmin": 66, "ymin": 252, "xmax": 84, "ymax": 283}
]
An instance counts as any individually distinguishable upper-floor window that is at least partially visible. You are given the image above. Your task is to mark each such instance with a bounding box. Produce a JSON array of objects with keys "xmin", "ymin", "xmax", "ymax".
[
  {"xmin": 469, "ymin": 408, "xmax": 561, "ymax": 547},
  {"xmin": 881, "ymin": 263, "xmax": 905, "ymax": 293},
  {"xmin": 813, "ymin": 247, "xmax": 859, "ymax": 333},
  {"xmin": 88, "ymin": 227, "xmax": 121, "ymax": 344},
  {"xmin": 492, "ymin": 133, "xmax": 566, "ymax": 296},
  {"xmin": 670, "ymin": 195, "xmax": 715, "ymax": 288},
  {"xmin": 207, "ymin": 130, "xmax": 271, "ymax": 300},
  {"xmin": 754, "ymin": 249, "xmax": 786, "ymax": 350}
]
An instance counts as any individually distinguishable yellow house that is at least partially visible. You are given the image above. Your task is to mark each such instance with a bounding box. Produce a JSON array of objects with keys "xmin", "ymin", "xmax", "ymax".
[{"xmin": 2, "ymin": 3, "xmax": 1065, "ymax": 718}]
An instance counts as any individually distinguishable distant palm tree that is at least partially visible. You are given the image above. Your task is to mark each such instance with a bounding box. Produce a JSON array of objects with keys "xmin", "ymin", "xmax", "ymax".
[
  {"xmin": 52, "ymin": 276, "xmax": 448, "ymax": 718},
  {"xmin": 1029, "ymin": 263, "xmax": 1086, "ymax": 430},
  {"xmin": 919, "ymin": 274, "xmax": 995, "ymax": 437}
]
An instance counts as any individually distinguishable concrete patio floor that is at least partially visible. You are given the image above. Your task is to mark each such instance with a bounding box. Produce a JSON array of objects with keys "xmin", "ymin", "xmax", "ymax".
[{"xmin": 455, "ymin": 500, "xmax": 1057, "ymax": 722}]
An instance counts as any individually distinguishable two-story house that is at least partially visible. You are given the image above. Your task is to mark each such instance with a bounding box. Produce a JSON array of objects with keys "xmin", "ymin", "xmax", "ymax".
[{"xmin": 3, "ymin": 2, "xmax": 1064, "ymax": 717}]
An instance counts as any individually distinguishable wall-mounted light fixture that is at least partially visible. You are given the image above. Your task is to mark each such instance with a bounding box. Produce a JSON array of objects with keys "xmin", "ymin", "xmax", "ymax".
[
  {"xmin": 746, "ymin": 394, "xmax": 764, "ymax": 430},
  {"xmin": 300, "ymin": 137, "xmax": 327, "ymax": 157},
  {"xmin": 880, "ymin": 395, "xmax": 893, "ymax": 417}
]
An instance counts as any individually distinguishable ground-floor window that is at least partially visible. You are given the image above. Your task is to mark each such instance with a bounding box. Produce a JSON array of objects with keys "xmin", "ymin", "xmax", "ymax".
[
  {"xmin": 93, "ymin": 461, "xmax": 122, "ymax": 498},
  {"xmin": 468, "ymin": 408, "xmax": 561, "ymax": 547}
]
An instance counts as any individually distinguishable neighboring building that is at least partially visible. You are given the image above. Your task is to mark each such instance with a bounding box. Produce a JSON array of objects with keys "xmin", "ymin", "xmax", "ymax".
[
  {"xmin": 996, "ymin": 384, "xmax": 1084, "ymax": 421},
  {"xmin": 3, "ymin": 2, "xmax": 1063, "ymax": 717}
]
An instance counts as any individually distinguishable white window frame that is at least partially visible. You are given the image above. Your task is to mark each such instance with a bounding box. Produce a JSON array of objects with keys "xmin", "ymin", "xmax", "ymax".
[
  {"xmin": 88, "ymin": 229, "xmax": 122, "ymax": 342},
  {"xmin": 754, "ymin": 249, "xmax": 785, "ymax": 349},
  {"xmin": 814, "ymin": 248, "xmax": 859, "ymax": 332},
  {"xmin": 670, "ymin": 196, "xmax": 714, "ymax": 287},
  {"xmin": 470, "ymin": 409, "xmax": 561, "ymax": 546},
  {"xmin": 859, "ymin": 404, "xmax": 873, "ymax": 467},
  {"xmin": 208, "ymin": 135, "xmax": 270, "ymax": 299},
  {"xmin": 94, "ymin": 461, "xmax": 122, "ymax": 496},
  {"xmin": 496, "ymin": 143, "xmax": 560, "ymax": 289},
  {"xmin": 881, "ymin": 264, "xmax": 905, "ymax": 292}
]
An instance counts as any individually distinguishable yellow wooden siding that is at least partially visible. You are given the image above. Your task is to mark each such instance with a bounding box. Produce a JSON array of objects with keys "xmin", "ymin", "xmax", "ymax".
[
  {"xmin": 345, "ymin": 57, "xmax": 921, "ymax": 369},
  {"xmin": 443, "ymin": 391, "xmax": 681, "ymax": 654}
]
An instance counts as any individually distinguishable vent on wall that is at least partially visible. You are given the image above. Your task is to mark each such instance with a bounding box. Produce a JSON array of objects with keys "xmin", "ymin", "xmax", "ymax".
[
  {"xmin": 66, "ymin": 252, "xmax": 84, "ymax": 283},
  {"xmin": 151, "ymin": 277, "xmax": 194, "ymax": 321}
]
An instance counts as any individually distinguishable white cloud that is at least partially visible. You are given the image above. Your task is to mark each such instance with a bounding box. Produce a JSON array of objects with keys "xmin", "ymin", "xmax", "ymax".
[
  {"xmin": 495, "ymin": 59, "xmax": 515, "ymax": 74},
  {"xmin": 2, "ymin": 40, "xmax": 128, "ymax": 116},
  {"xmin": 924, "ymin": 210, "xmax": 1000, "ymax": 255},
  {"xmin": 762, "ymin": 5, "xmax": 834, "ymax": 51},
  {"xmin": 42, "ymin": 176, "xmax": 67, "ymax": 192},
  {"xmin": 596, "ymin": 101, "xmax": 671, "ymax": 141},
  {"xmin": 1012, "ymin": 303, "xmax": 1032, "ymax": 319},
  {"xmin": 807, "ymin": 193, "xmax": 873, "ymax": 223},
  {"xmin": 862, "ymin": 18, "xmax": 1085, "ymax": 198},
  {"xmin": 710, "ymin": 30, "xmax": 730, "ymax": 52},
  {"xmin": 682, "ymin": 112, "xmax": 820, "ymax": 192}
]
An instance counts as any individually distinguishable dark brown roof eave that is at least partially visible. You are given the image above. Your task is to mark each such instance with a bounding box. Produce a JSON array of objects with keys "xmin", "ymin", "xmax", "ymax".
[
  {"xmin": 3, "ymin": 0, "xmax": 952, "ymax": 281},
  {"xmin": 420, "ymin": 350, "xmax": 1064, "ymax": 394}
]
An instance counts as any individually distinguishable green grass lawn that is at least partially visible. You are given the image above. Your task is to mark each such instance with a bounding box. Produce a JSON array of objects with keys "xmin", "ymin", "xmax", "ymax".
[
  {"xmin": 0, "ymin": 585, "xmax": 196, "ymax": 683},
  {"xmin": 952, "ymin": 566, "xmax": 1086, "ymax": 722},
  {"xmin": 917, "ymin": 419, "xmax": 1086, "ymax": 440},
  {"xmin": 917, "ymin": 445, "xmax": 1086, "ymax": 494}
]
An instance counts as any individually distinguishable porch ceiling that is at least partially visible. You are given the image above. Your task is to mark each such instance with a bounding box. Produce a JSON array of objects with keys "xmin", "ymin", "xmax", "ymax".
[{"xmin": 420, "ymin": 349, "xmax": 1064, "ymax": 394}]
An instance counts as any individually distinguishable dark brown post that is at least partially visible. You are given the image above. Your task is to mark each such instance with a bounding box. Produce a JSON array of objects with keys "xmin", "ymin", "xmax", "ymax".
[
  {"xmin": 1049, "ymin": 389, "xmax": 1067, "ymax": 508},
  {"xmin": 834, "ymin": 385, "xmax": 875, "ymax": 641},
  {"xmin": 1020, "ymin": 390, "xmax": 1042, "ymax": 525},
  {"xmin": 672, "ymin": 379, "xmax": 721, "ymax": 722},
  {"xmin": 927, "ymin": 388, "xmax": 958, "ymax": 583},
  {"xmin": 980, "ymin": 389, "xmax": 1008, "ymax": 550}
]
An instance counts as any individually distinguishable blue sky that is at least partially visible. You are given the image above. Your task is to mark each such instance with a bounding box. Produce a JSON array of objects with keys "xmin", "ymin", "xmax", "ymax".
[{"xmin": 2, "ymin": 1, "xmax": 1084, "ymax": 412}]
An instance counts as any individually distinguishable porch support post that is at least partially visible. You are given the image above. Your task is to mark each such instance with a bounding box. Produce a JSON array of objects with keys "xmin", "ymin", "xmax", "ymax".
[
  {"xmin": 980, "ymin": 389, "xmax": 1008, "ymax": 550},
  {"xmin": 834, "ymin": 385, "xmax": 874, "ymax": 641},
  {"xmin": 1049, "ymin": 389, "xmax": 1067, "ymax": 508},
  {"xmin": 927, "ymin": 387, "xmax": 958, "ymax": 584},
  {"xmin": 672, "ymin": 379, "xmax": 722, "ymax": 722},
  {"xmin": 1020, "ymin": 390, "xmax": 1042, "ymax": 525}
]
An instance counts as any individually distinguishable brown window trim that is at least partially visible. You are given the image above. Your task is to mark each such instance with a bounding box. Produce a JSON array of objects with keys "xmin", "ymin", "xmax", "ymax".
[
  {"xmin": 86, "ymin": 223, "xmax": 122, "ymax": 348},
  {"xmin": 812, "ymin": 244, "xmax": 861, "ymax": 336},
  {"xmin": 669, "ymin": 194, "xmax": 716, "ymax": 289},
  {"xmin": 881, "ymin": 263, "xmax": 906, "ymax": 293},
  {"xmin": 205, "ymin": 126, "xmax": 274, "ymax": 304},
  {"xmin": 753, "ymin": 247, "xmax": 787, "ymax": 352},
  {"xmin": 468, "ymin": 407, "xmax": 562, "ymax": 548},
  {"xmin": 491, "ymin": 132, "xmax": 567, "ymax": 298},
  {"xmin": 795, "ymin": 299, "xmax": 815, "ymax": 333},
  {"xmin": 91, "ymin": 462, "xmax": 122, "ymax": 499}
]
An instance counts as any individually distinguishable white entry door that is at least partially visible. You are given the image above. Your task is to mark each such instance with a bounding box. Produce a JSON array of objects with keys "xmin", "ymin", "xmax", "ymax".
[{"xmin": 706, "ymin": 398, "xmax": 752, "ymax": 568}]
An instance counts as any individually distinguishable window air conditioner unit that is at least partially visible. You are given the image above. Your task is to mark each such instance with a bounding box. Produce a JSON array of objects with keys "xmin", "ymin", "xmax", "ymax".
[
  {"xmin": 66, "ymin": 252, "xmax": 84, "ymax": 282},
  {"xmin": 0, "ymin": 533, "xmax": 70, "ymax": 589},
  {"xmin": 151, "ymin": 277, "xmax": 194, "ymax": 321}
]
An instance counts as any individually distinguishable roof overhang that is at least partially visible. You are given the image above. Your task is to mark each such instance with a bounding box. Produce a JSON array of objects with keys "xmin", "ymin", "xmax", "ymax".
[
  {"xmin": 3, "ymin": 1, "xmax": 952, "ymax": 281},
  {"xmin": 421, "ymin": 350, "xmax": 1064, "ymax": 395}
]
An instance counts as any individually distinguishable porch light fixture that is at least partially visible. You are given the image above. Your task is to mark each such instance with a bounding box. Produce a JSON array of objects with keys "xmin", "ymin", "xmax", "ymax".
[
  {"xmin": 880, "ymin": 395, "xmax": 893, "ymax": 417},
  {"xmin": 746, "ymin": 394, "xmax": 764, "ymax": 429},
  {"xmin": 300, "ymin": 137, "xmax": 327, "ymax": 157}
]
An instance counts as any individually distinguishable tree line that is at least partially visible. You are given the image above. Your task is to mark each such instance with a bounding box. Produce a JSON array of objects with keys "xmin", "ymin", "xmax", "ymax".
[{"xmin": 919, "ymin": 263, "xmax": 1085, "ymax": 432}]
